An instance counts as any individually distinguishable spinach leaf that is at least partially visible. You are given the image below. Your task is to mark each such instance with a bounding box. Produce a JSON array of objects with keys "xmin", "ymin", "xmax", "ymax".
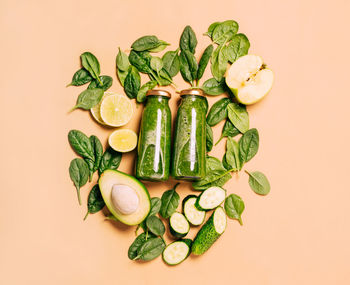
[
  {"xmin": 84, "ymin": 184, "xmax": 105, "ymax": 220},
  {"xmin": 117, "ymin": 69, "xmax": 128, "ymax": 87},
  {"xmin": 197, "ymin": 44, "xmax": 214, "ymax": 81},
  {"xmin": 68, "ymin": 130, "xmax": 94, "ymax": 161},
  {"xmin": 124, "ymin": 66, "xmax": 141, "ymax": 99},
  {"xmin": 206, "ymin": 122, "xmax": 213, "ymax": 152},
  {"xmin": 216, "ymin": 119, "xmax": 241, "ymax": 145},
  {"xmin": 206, "ymin": 98, "xmax": 231, "ymax": 126},
  {"xmin": 128, "ymin": 50, "xmax": 153, "ymax": 74},
  {"xmin": 223, "ymin": 137, "xmax": 241, "ymax": 171},
  {"xmin": 136, "ymin": 237, "xmax": 165, "ymax": 261},
  {"xmin": 98, "ymin": 147, "xmax": 122, "ymax": 174},
  {"xmin": 88, "ymin": 75, "xmax": 113, "ymax": 91},
  {"xmin": 137, "ymin": 80, "xmax": 157, "ymax": 103},
  {"xmin": 227, "ymin": 103, "xmax": 249, "ymax": 133},
  {"xmin": 131, "ymin": 35, "xmax": 167, "ymax": 52},
  {"xmin": 128, "ymin": 232, "xmax": 148, "ymax": 260},
  {"xmin": 116, "ymin": 47, "xmax": 130, "ymax": 71},
  {"xmin": 212, "ymin": 20, "xmax": 238, "ymax": 44},
  {"xmin": 90, "ymin": 135, "xmax": 103, "ymax": 173},
  {"xmin": 149, "ymin": 197, "xmax": 162, "ymax": 216},
  {"xmin": 226, "ymin": 33, "xmax": 250, "ymax": 63},
  {"xmin": 245, "ymin": 170, "xmax": 270, "ymax": 195},
  {"xmin": 69, "ymin": 88, "xmax": 104, "ymax": 112},
  {"xmin": 69, "ymin": 158, "xmax": 89, "ymax": 205},
  {"xmin": 162, "ymin": 49, "xmax": 180, "ymax": 77},
  {"xmin": 180, "ymin": 25, "xmax": 197, "ymax": 54},
  {"xmin": 201, "ymin": 78, "xmax": 226, "ymax": 95},
  {"xmin": 204, "ymin": 22, "xmax": 220, "ymax": 38},
  {"xmin": 211, "ymin": 44, "xmax": 228, "ymax": 82},
  {"xmin": 150, "ymin": 57, "xmax": 163, "ymax": 75},
  {"xmin": 160, "ymin": 183, "xmax": 180, "ymax": 219},
  {"xmin": 80, "ymin": 52, "xmax": 102, "ymax": 85},
  {"xmin": 225, "ymin": 194, "xmax": 245, "ymax": 225},
  {"xmin": 67, "ymin": 68, "xmax": 92, "ymax": 86},
  {"xmin": 146, "ymin": 215, "xmax": 165, "ymax": 236},
  {"xmin": 179, "ymin": 50, "xmax": 198, "ymax": 84},
  {"xmin": 148, "ymin": 40, "xmax": 169, "ymax": 52},
  {"xmin": 239, "ymin": 128, "xmax": 259, "ymax": 163}
]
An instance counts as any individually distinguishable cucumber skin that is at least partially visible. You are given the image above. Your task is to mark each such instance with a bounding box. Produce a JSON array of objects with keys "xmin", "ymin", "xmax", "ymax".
[{"xmin": 192, "ymin": 208, "xmax": 224, "ymax": 255}]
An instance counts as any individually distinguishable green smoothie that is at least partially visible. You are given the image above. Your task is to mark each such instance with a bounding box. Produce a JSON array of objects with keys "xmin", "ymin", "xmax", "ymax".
[
  {"xmin": 172, "ymin": 89, "xmax": 207, "ymax": 180},
  {"xmin": 136, "ymin": 90, "xmax": 171, "ymax": 181}
]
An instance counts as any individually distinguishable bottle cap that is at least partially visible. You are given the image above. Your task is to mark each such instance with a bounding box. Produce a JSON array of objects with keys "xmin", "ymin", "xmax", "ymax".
[
  {"xmin": 179, "ymin": 88, "xmax": 205, "ymax": 97},
  {"xmin": 146, "ymin": 89, "xmax": 171, "ymax": 98}
]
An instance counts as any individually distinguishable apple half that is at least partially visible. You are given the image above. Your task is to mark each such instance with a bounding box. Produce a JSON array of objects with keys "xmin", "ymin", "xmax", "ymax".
[{"xmin": 225, "ymin": 55, "xmax": 274, "ymax": 105}]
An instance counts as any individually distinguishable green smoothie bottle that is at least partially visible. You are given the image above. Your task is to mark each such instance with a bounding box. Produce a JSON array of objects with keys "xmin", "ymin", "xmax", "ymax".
[
  {"xmin": 172, "ymin": 89, "xmax": 207, "ymax": 180},
  {"xmin": 136, "ymin": 90, "xmax": 172, "ymax": 181}
]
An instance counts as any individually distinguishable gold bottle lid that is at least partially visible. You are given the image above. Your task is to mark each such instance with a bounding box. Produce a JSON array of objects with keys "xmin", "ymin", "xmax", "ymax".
[
  {"xmin": 179, "ymin": 88, "xmax": 205, "ymax": 97},
  {"xmin": 146, "ymin": 89, "xmax": 171, "ymax": 98}
]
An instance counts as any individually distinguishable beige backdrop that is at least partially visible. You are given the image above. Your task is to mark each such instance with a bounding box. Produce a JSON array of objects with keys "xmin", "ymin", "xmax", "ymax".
[{"xmin": 1, "ymin": 0, "xmax": 350, "ymax": 284}]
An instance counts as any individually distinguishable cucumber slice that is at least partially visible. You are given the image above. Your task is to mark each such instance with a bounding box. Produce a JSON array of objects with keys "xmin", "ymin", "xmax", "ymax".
[
  {"xmin": 182, "ymin": 195, "xmax": 206, "ymax": 226},
  {"xmin": 162, "ymin": 239, "xmax": 192, "ymax": 265},
  {"xmin": 169, "ymin": 212, "xmax": 190, "ymax": 238},
  {"xmin": 192, "ymin": 207, "xmax": 227, "ymax": 255},
  {"xmin": 195, "ymin": 186, "xmax": 226, "ymax": 211}
]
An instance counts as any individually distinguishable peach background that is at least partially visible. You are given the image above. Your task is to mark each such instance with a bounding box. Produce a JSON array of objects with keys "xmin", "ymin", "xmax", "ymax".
[{"xmin": 1, "ymin": 0, "xmax": 350, "ymax": 284}]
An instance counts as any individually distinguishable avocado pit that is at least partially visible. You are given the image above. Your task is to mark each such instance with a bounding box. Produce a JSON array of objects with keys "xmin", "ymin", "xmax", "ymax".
[{"xmin": 111, "ymin": 184, "xmax": 139, "ymax": 215}]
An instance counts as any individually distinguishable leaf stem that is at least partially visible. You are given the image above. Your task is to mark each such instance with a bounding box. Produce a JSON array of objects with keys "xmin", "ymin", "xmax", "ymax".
[
  {"xmin": 83, "ymin": 211, "xmax": 89, "ymax": 221},
  {"xmin": 97, "ymin": 76, "xmax": 103, "ymax": 85},
  {"xmin": 215, "ymin": 135, "xmax": 224, "ymax": 145},
  {"xmin": 76, "ymin": 187, "xmax": 81, "ymax": 205},
  {"xmin": 68, "ymin": 105, "xmax": 78, "ymax": 113}
]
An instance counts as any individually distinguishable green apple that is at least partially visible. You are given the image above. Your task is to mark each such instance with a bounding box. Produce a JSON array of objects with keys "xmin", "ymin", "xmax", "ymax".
[{"xmin": 225, "ymin": 55, "xmax": 274, "ymax": 105}]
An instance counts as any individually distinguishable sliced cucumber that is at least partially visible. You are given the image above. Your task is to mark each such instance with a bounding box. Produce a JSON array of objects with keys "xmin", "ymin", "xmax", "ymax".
[
  {"xmin": 169, "ymin": 212, "xmax": 190, "ymax": 238},
  {"xmin": 192, "ymin": 206, "xmax": 227, "ymax": 255},
  {"xmin": 162, "ymin": 239, "xmax": 192, "ymax": 265},
  {"xmin": 195, "ymin": 186, "xmax": 226, "ymax": 211},
  {"xmin": 182, "ymin": 195, "xmax": 206, "ymax": 226}
]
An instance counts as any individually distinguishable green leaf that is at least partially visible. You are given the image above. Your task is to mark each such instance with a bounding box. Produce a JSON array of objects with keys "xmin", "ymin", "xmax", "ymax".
[
  {"xmin": 206, "ymin": 122, "xmax": 213, "ymax": 152},
  {"xmin": 131, "ymin": 35, "xmax": 166, "ymax": 52},
  {"xmin": 224, "ymin": 194, "xmax": 245, "ymax": 225},
  {"xmin": 226, "ymin": 33, "xmax": 250, "ymax": 63},
  {"xmin": 69, "ymin": 158, "xmax": 89, "ymax": 205},
  {"xmin": 128, "ymin": 232, "xmax": 148, "ymax": 260},
  {"xmin": 149, "ymin": 197, "xmax": 162, "ymax": 216},
  {"xmin": 212, "ymin": 20, "xmax": 238, "ymax": 44},
  {"xmin": 211, "ymin": 44, "xmax": 228, "ymax": 82},
  {"xmin": 128, "ymin": 50, "xmax": 153, "ymax": 74},
  {"xmin": 204, "ymin": 22, "xmax": 220, "ymax": 38},
  {"xmin": 84, "ymin": 184, "xmax": 105, "ymax": 220},
  {"xmin": 124, "ymin": 66, "xmax": 141, "ymax": 99},
  {"xmin": 116, "ymin": 48, "xmax": 130, "ymax": 71},
  {"xmin": 98, "ymin": 147, "xmax": 122, "ymax": 174},
  {"xmin": 69, "ymin": 88, "xmax": 104, "ymax": 112},
  {"xmin": 80, "ymin": 52, "xmax": 101, "ymax": 82},
  {"xmin": 227, "ymin": 103, "xmax": 249, "ymax": 133},
  {"xmin": 136, "ymin": 237, "xmax": 165, "ymax": 261},
  {"xmin": 179, "ymin": 50, "xmax": 198, "ymax": 84},
  {"xmin": 160, "ymin": 183, "xmax": 180, "ymax": 219},
  {"xmin": 180, "ymin": 25, "xmax": 197, "ymax": 54},
  {"xmin": 162, "ymin": 49, "xmax": 180, "ymax": 77},
  {"xmin": 146, "ymin": 215, "xmax": 165, "ymax": 236},
  {"xmin": 148, "ymin": 40, "xmax": 169, "ymax": 52},
  {"xmin": 117, "ymin": 69, "xmax": 128, "ymax": 87},
  {"xmin": 197, "ymin": 44, "xmax": 214, "ymax": 81},
  {"xmin": 89, "ymin": 135, "xmax": 103, "ymax": 173},
  {"xmin": 239, "ymin": 128, "xmax": 259, "ymax": 163},
  {"xmin": 216, "ymin": 119, "xmax": 241, "ymax": 145},
  {"xmin": 246, "ymin": 170, "xmax": 270, "ymax": 195},
  {"xmin": 201, "ymin": 78, "xmax": 226, "ymax": 95},
  {"xmin": 137, "ymin": 80, "xmax": 157, "ymax": 103},
  {"xmin": 68, "ymin": 68, "xmax": 93, "ymax": 86},
  {"xmin": 206, "ymin": 98, "xmax": 231, "ymax": 126},
  {"xmin": 150, "ymin": 56, "xmax": 163, "ymax": 74},
  {"xmin": 223, "ymin": 137, "xmax": 241, "ymax": 171},
  {"xmin": 68, "ymin": 130, "xmax": 94, "ymax": 161},
  {"xmin": 88, "ymin": 75, "xmax": 113, "ymax": 91}
]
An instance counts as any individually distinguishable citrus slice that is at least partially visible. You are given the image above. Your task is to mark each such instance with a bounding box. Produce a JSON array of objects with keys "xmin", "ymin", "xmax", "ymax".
[
  {"xmin": 90, "ymin": 92, "xmax": 115, "ymax": 125},
  {"xmin": 100, "ymin": 94, "xmax": 133, "ymax": 127},
  {"xmin": 108, "ymin": 129, "xmax": 138, "ymax": 152}
]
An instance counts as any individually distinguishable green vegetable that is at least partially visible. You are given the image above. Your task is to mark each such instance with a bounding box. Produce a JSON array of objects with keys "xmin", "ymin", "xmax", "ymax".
[
  {"xmin": 146, "ymin": 215, "xmax": 165, "ymax": 236},
  {"xmin": 149, "ymin": 197, "xmax": 162, "ymax": 216},
  {"xmin": 179, "ymin": 50, "xmax": 198, "ymax": 84},
  {"xmin": 180, "ymin": 25, "xmax": 197, "ymax": 54},
  {"xmin": 148, "ymin": 40, "xmax": 170, "ymax": 52},
  {"xmin": 223, "ymin": 137, "xmax": 241, "ymax": 171},
  {"xmin": 224, "ymin": 194, "xmax": 245, "ymax": 225},
  {"xmin": 116, "ymin": 47, "xmax": 130, "ymax": 71},
  {"xmin": 124, "ymin": 66, "xmax": 141, "ymax": 99},
  {"xmin": 162, "ymin": 49, "xmax": 180, "ymax": 77},
  {"xmin": 211, "ymin": 20, "xmax": 238, "ymax": 44},
  {"xmin": 245, "ymin": 170, "xmax": 270, "ymax": 195},
  {"xmin": 89, "ymin": 135, "xmax": 103, "ymax": 174},
  {"xmin": 84, "ymin": 184, "xmax": 105, "ymax": 220},
  {"xmin": 137, "ymin": 80, "xmax": 157, "ymax": 103},
  {"xmin": 162, "ymin": 239, "xmax": 192, "ymax": 265},
  {"xmin": 195, "ymin": 186, "xmax": 226, "ymax": 211},
  {"xmin": 98, "ymin": 147, "xmax": 122, "ymax": 174},
  {"xmin": 128, "ymin": 50, "xmax": 153, "ymax": 73},
  {"xmin": 128, "ymin": 232, "xmax": 149, "ymax": 260},
  {"xmin": 80, "ymin": 52, "xmax": 102, "ymax": 85},
  {"xmin": 227, "ymin": 103, "xmax": 249, "ymax": 133},
  {"xmin": 117, "ymin": 69, "xmax": 128, "ymax": 87},
  {"xmin": 197, "ymin": 44, "xmax": 213, "ymax": 81},
  {"xmin": 67, "ymin": 68, "xmax": 92, "ymax": 86},
  {"xmin": 201, "ymin": 78, "xmax": 226, "ymax": 95},
  {"xmin": 206, "ymin": 122, "xmax": 213, "ymax": 152},
  {"xmin": 206, "ymin": 98, "xmax": 230, "ymax": 126},
  {"xmin": 216, "ymin": 120, "xmax": 241, "ymax": 145},
  {"xmin": 182, "ymin": 195, "xmax": 206, "ymax": 226},
  {"xmin": 169, "ymin": 212, "xmax": 190, "ymax": 238},
  {"xmin": 238, "ymin": 128, "xmax": 259, "ymax": 163},
  {"xmin": 160, "ymin": 183, "xmax": 180, "ymax": 219},
  {"xmin": 150, "ymin": 56, "xmax": 163, "ymax": 75},
  {"xmin": 204, "ymin": 22, "xmax": 220, "ymax": 38},
  {"xmin": 69, "ymin": 88, "xmax": 104, "ymax": 112},
  {"xmin": 68, "ymin": 130, "xmax": 94, "ymax": 161},
  {"xmin": 69, "ymin": 158, "xmax": 89, "ymax": 205},
  {"xmin": 131, "ymin": 35, "xmax": 167, "ymax": 52},
  {"xmin": 136, "ymin": 237, "xmax": 166, "ymax": 261},
  {"xmin": 88, "ymin": 75, "xmax": 113, "ymax": 91},
  {"xmin": 226, "ymin": 33, "xmax": 250, "ymax": 63},
  {"xmin": 211, "ymin": 44, "xmax": 228, "ymax": 82}
]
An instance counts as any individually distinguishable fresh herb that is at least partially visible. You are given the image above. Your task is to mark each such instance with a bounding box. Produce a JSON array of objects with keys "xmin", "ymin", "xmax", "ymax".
[
  {"xmin": 124, "ymin": 66, "xmax": 141, "ymax": 99},
  {"xmin": 69, "ymin": 88, "xmax": 104, "ymax": 112},
  {"xmin": 135, "ymin": 237, "xmax": 165, "ymax": 261},
  {"xmin": 201, "ymin": 78, "xmax": 226, "ymax": 95},
  {"xmin": 98, "ymin": 147, "xmax": 122, "ymax": 174},
  {"xmin": 131, "ymin": 35, "xmax": 168, "ymax": 52},
  {"xmin": 150, "ymin": 56, "xmax": 163, "ymax": 75},
  {"xmin": 84, "ymin": 184, "xmax": 105, "ymax": 220},
  {"xmin": 80, "ymin": 52, "xmax": 102, "ymax": 85},
  {"xmin": 223, "ymin": 137, "xmax": 241, "ymax": 171},
  {"xmin": 227, "ymin": 103, "xmax": 249, "ymax": 133},
  {"xmin": 88, "ymin": 75, "xmax": 113, "ymax": 91},
  {"xmin": 148, "ymin": 41, "xmax": 169, "ymax": 52},
  {"xmin": 245, "ymin": 170, "xmax": 270, "ymax": 195},
  {"xmin": 206, "ymin": 98, "xmax": 230, "ymax": 126},
  {"xmin": 211, "ymin": 20, "xmax": 238, "ymax": 44},
  {"xmin": 67, "ymin": 68, "xmax": 93, "ymax": 86},
  {"xmin": 160, "ymin": 183, "xmax": 180, "ymax": 219},
  {"xmin": 129, "ymin": 50, "xmax": 152, "ymax": 73},
  {"xmin": 149, "ymin": 197, "xmax": 162, "ymax": 216},
  {"xmin": 180, "ymin": 25, "xmax": 197, "ymax": 54},
  {"xmin": 117, "ymin": 69, "xmax": 128, "ymax": 87},
  {"xmin": 146, "ymin": 215, "xmax": 165, "ymax": 237},
  {"xmin": 238, "ymin": 128, "xmax": 259, "ymax": 163},
  {"xmin": 128, "ymin": 232, "xmax": 149, "ymax": 260},
  {"xmin": 224, "ymin": 194, "xmax": 245, "ymax": 225},
  {"xmin": 69, "ymin": 158, "xmax": 89, "ymax": 205},
  {"xmin": 197, "ymin": 44, "xmax": 214, "ymax": 82},
  {"xmin": 204, "ymin": 22, "xmax": 220, "ymax": 38},
  {"xmin": 116, "ymin": 47, "xmax": 130, "ymax": 71},
  {"xmin": 206, "ymin": 122, "xmax": 213, "ymax": 152},
  {"xmin": 211, "ymin": 44, "xmax": 228, "ymax": 81},
  {"xmin": 68, "ymin": 130, "xmax": 94, "ymax": 161},
  {"xmin": 162, "ymin": 49, "xmax": 180, "ymax": 77},
  {"xmin": 89, "ymin": 135, "xmax": 103, "ymax": 175},
  {"xmin": 179, "ymin": 50, "xmax": 198, "ymax": 85},
  {"xmin": 216, "ymin": 120, "xmax": 241, "ymax": 145},
  {"xmin": 137, "ymin": 81, "xmax": 157, "ymax": 103},
  {"xmin": 226, "ymin": 33, "xmax": 250, "ymax": 63}
]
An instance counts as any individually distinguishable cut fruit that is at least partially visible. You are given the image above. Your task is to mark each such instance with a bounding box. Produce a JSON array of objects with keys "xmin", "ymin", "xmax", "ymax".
[
  {"xmin": 108, "ymin": 129, "xmax": 137, "ymax": 152},
  {"xmin": 225, "ymin": 55, "xmax": 274, "ymax": 105},
  {"xmin": 90, "ymin": 92, "xmax": 114, "ymax": 125},
  {"xmin": 100, "ymin": 94, "xmax": 133, "ymax": 127},
  {"xmin": 162, "ymin": 239, "xmax": 192, "ymax": 265},
  {"xmin": 169, "ymin": 212, "xmax": 190, "ymax": 238},
  {"xmin": 195, "ymin": 186, "xmax": 226, "ymax": 211},
  {"xmin": 182, "ymin": 195, "xmax": 206, "ymax": 226}
]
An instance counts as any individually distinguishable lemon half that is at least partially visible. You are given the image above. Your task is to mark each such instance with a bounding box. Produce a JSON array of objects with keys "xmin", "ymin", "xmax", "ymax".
[{"xmin": 108, "ymin": 129, "xmax": 138, "ymax": 152}]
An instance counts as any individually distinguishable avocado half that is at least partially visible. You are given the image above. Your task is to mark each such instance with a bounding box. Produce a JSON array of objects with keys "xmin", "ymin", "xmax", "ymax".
[{"xmin": 99, "ymin": 169, "xmax": 151, "ymax": 226}]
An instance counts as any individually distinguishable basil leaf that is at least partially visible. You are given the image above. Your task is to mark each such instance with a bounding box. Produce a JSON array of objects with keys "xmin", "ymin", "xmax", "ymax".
[
  {"xmin": 137, "ymin": 237, "xmax": 165, "ymax": 261},
  {"xmin": 70, "ymin": 88, "xmax": 104, "ymax": 112},
  {"xmin": 116, "ymin": 47, "xmax": 130, "ymax": 71},
  {"xmin": 150, "ymin": 56, "xmax": 163, "ymax": 74},
  {"xmin": 68, "ymin": 130, "xmax": 94, "ymax": 161},
  {"xmin": 206, "ymin": 98, "xmax": 231, "ymax": 126},
  {"xmin": 216, "ymin": 119, "xmax": 241, "ymax": 145},
  {"xmin": 179, "ymin": 50, "xmax": 198, "ymax": 84},
  {"xmin": 98, "ymin": 147, "xmax": 122, "ymax": 174},
  {"xmin": 124, "ymin": 66, "xmax": 141, "ymax": 99},
  {"xmin": 224, "ymin": 137, "xmax": 241, "ymax": 171},
  {"xmin": 226, "ymin": 33, "xmax": 250, "ymax": 63},
  {"xmin": 88, "ymin": 75, "xmax": 113, "ymax": 91},
  {"xmin": 201, "ymin": 78, "xmax": 226, "ymax": 95},
  {"xmin": 90, "ymin": 135, "xmax": 103, "ymax": 173},
  {"xmin": 197, "ymin": 44, "xmax": 213, "ymax": 81},
  {"xmin": 211, "ymin": 44, "xmax": 228, "ymax": 82},
  {"xmin": 148, "ymin": 40, "xmax": 169, "ymax": 52},
  {"xmin": 225, "ymin": 194, "xmax": 245, "ymax": 225},
  {"xmin": 206, "ymin": 122, "xmax": 213, "ymax": 152},
  {"xmin": 149, "ymin": 197, "xmax": 162, "ymax": 216},
  {"xmin": 146, "ymin": 215, "xmax": 165, "ymax": 236},
  {"xmin": 68, "ymin": 68, "xmax": 93, "ymax": 86},
  {"xmin": 162, "ymin": 49, "xmax": 180, "ymax": 77},
  {"xmin": 128, "ymin": 50, "xmax": 152, "ymax": 74},
  {"xmin": 239, "ymin": 128, "xmax": 259, "ymax": 163},
  {"xmin": 131, "ymin": 35, "xmax": 166, "ymax": 52},
  {"xmin": 84, "ymin": 184, "xmax": 105, "ymax": 220},
  {"xmin": 212, "ymin": 20, "xmax": 238, "ymax": 44},
  {"xmin": 81, "ymin": 52, "xmax": 101, "ymax": 82},
  {"xmin": 69, "ymin": 158, "xmax": 89, "ymax": 205},
  {"xmin": 137, "ymin": 80, "xmax": 157, "ymax": 103},
  {"xmin": 117, "ymin": 69, "xmax": 128, "ymax": 87},
  {"xmin": 227, "ymin": 103, "xmax": 249, "ymax": 133},
  {"xmin": 246, "ymin": 171, "xmax": 270, "ymax": 195},
  {"xmin": 204, "ymin": 22, "xmax": 220, "ymax": 38},
  {"xmin": 160, "ymin": 183, "xmax": 180, "ymax": 219},
  {"xmin": 128, "ymin": 232, "xmax": 148, "ymax": 260},
  {"xmin": 180, "ymin": 25, "xmax": 197, "ymax": 54}
]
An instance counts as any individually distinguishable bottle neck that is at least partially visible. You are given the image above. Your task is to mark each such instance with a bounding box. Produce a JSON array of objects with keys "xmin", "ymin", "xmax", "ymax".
[{"xmin": 146, "ymin": 95, "xmax": 170, "ymax": 105}]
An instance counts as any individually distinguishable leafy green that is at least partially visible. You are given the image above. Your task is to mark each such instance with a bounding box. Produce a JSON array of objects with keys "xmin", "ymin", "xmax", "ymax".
[
  {"xmin": 128, "ymin": 50, "xmax": 153, "ymax": 73},
  {"xmin": 124, "ymin": 66, "xmax": 141, "ymax": 99},
  {"xmin": 69, "ymin": 88, "xmax": 104, "ymax": 112},
  {"xmin": 137, "ymin": 81, "xmax": 157, "ymax": 103},
  {"xmin": 197, "ymin": 44, "xmax": 214, "ymax": 81},
  {"xmin": 150, "ymin": 57, "xmax": 163, "ymax": 74},
  {"xmin": 226, "ymin": 33, "xmax": 250, "ymax": 63},
  {"xmin": 131, "ymin": 35, "xmax": 167, "ymax": 52},
  {"xmin": 116, "ymin": 47, "xmax": 130, "ymax": 71},
  {"xmin": 223, "ymin": 137, "xmax": 241, "ymax": 171},
  {"xmin": 204, "ymin": 22, "xmax": 220, "ymax": 38},
  {"xmin": 206, "ymin": 122, "xmax": 213, "ymax": 152},
  {"xmin": 225, "ymin": 194, "xmax": 245, "ymax": 225},
  {"xmin": 238, "ymin": 128, "xmax": 259, "ymax": 163},
  {"xmin": 98, "ymin": 147, "xmax": 122, "ymax": 174},
  {"xmin": 179, "ymin": 50, "xmax": 198, "ymax": 84},
  {"xmin": 160, "ymin": 183, "xmax": 180, "ymax": 219},
  {"xmin": 128, "ymin": 232, "xmax": 149, "ymax": 260},
  {"xmin": 68, "ymin": 130, "xmax": 94, "ymax": 161},
  {"xmin": 88, "ymin": 75, "xmax": 113, "ymax": 91},
  {"xmin": 212, "ymin": 20, "xmax": 238, "ymax": 44},
  {"xmin": 206, "ymin": 98, "xmax": 230, "ymax": 126},
  {"xmin": 246, "ymin": 171, "xmax": 270, "ymax": 195},
  {"xmin": 227, "ymin": 103, "xmax": 249, "ymax": 133},
  {"xmin": 80, "ymin": 52, "xmax": 102, "ymax": 85},
  {"xmin": 69, "ymin": 158, "xmax": 89, "ymax": 205},
  {"xmin": 201, "ymin": 78, "xmax": 226, "ymax": 95},
  {"xmin": 67, "ymin": 68, "xmax": 92, "ymax": 86},
  {"xmin": 162, "ymin": 49, "xmax": 180, "ymax": 77},
  {"xmin": 211, "ymin": 44, "xmax": 228, "ymax": 82},
  {"xmin": 149, "ymin": 197, "xmax": 162, "ymax": 216},
  {"xmin": 84, "ymin": 184, "xmax": 105, "ymax": 220},
  {"xmin": 89, "ymin": 135, "xmax": 103, "ymax": 174},
  {"xmin": 136, "ymin": 237, "xmax": 165, "ymax": 261},
  {"xmin": 180, "ymin": 25, "xmax": 197, "ymax": 53},
  {"xmin": 148, "ymin": 40, "xmax": 170, "ymax": 52},
  {"xmin": 146, "ymin": 215, "xmax": 165, "ymax": 236},
  {"xmin": 216, "ymin": 120, "xmax": 241, "ymax": 145},
  {"xmin": 117, "ymin": 69, "xmax": 128, "ymax": 87}
]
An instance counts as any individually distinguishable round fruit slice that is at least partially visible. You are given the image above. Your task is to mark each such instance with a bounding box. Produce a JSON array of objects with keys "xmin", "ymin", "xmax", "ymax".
[
  {"xmin": 100, "ymin": 94, "xmax": 133, "ymax": 127},
  {"xmin": 225, "ymin": 55, "xmax": 274, "ymax": 105},
  {"xmin": 109, "ymin": 129, "xmax": 137, "ymax": 152},
  {"xmin": 90, "ymin": 92, "xmax": 114, "ymax": 125}
]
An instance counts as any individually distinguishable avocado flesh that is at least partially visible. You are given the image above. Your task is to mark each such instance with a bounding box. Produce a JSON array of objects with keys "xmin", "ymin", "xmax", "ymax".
[{"xmin": 99, "ymin": 169, "xmax": 151, "ymax": 225}]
